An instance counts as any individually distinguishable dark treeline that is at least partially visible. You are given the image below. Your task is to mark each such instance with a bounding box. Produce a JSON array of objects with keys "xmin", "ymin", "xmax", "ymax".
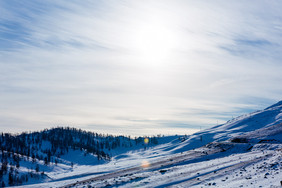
[
  {"xmin": 0, "ymin": 127, "xmax": 160, "ymax": 186},
  {"xmin": 1, "ymin": 127, "xmax": 160, "ymax": 162}
]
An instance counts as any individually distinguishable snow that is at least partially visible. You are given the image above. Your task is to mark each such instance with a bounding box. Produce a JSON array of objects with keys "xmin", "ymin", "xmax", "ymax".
[
  {"xmin": 28, "ymin": 143, "xmax": 280, "ymax": 188},
  {"xmin": 59, "ymin": 149, "xmax": 104, "ymax": 166},
  {"xmin": 5, "ymin": 101, "xmax": 282, "ymax": 187}
]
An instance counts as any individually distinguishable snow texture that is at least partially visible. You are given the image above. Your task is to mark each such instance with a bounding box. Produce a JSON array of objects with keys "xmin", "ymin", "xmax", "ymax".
[{"xmin": 3, "ymin": 101, "xmax": 282, "ymax": 187}]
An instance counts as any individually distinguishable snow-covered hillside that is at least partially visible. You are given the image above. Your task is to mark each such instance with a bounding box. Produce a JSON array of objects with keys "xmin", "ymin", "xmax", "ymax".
[
  {"xmin": 0, "ymin": 127, "xmax": 164, "ymax": 187},
  {"xmin": 171, "ymin": 100, "xmax": 282, "ymax": 153},
  {"xmin": 1, "ymin": 100, "xmax": 282, "ymax": 187}
]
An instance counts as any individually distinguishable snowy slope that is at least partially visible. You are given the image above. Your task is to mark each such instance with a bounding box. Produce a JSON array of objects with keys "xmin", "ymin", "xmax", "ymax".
[
  {"xmin": 67, "ymin": 144, "xmax": 282, "ymax": 188},
  {"xmin": 48, "ymin": 100, "xmax": 281, "ymax": 188},
  {"xmin": 5, "ymin": 100, "xmax": 282, "ymax": 187},
  {"xmin": 171, "ymin": 100, "xmax": 282, "ymax": 153}
]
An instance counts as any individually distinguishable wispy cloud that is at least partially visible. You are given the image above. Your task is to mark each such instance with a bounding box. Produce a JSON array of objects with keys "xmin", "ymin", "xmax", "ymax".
[{"xmin": 0, "ymin": 0, "xmax": 282, "ymax": 135}]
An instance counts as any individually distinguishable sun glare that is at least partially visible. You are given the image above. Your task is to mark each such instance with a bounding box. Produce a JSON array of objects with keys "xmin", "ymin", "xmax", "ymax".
[
  {"xmin": 129, "ymin": 18, "xmax": 179, "ymax": 65},
  {"xmin": 141, "ymin": 160, "xmax": 150, "ymax": 169},
  {"xmin": 144, "ymin": 137, "xmax": 149, "ymax": 144}
]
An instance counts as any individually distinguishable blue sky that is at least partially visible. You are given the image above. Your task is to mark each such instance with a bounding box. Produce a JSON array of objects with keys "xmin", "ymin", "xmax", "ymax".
[{"xmin": 1, "ymin": 0, "xmax": 282, "ymax": 136}]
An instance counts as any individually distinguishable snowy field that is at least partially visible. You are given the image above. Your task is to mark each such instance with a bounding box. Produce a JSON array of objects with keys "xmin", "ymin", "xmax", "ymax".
[
  {"xmin": 18, "ymin": 142, "xmax": 282, "ymax": 188},
  {"xmin": 2, "ymin": 101, "xmax": 282, "ymax": 187}
]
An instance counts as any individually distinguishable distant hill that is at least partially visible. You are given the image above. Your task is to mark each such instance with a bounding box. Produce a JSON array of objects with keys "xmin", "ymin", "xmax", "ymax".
[
  {"xmin": 1, "ymin": 100, "xmax": 282, "ymax": 187},
  {"xmin": 171, "ymin": 100, "xmax": 282, "ymax": 153},
  {"xmin": 0, "ymin": 127, "xmax": 160, "ymax": 186},
  {"xmin": 47, "ymin": 100, "xmax": 282, "ymax": 188}
]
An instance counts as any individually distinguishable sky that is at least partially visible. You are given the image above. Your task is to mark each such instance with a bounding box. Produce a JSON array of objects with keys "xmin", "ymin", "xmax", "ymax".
[{"xmin": 0, "ymin": 0, "xmax": 282, "ymax": 136}]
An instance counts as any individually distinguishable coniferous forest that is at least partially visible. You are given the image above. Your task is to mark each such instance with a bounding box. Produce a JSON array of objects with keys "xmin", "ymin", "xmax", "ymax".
[{"xmin": 0, "ymin": 127, "xmax": 160, "ymax": 186}]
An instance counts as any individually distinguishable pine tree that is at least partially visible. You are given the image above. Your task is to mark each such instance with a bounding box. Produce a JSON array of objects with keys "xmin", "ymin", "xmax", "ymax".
[
  {"xmin": 0, "ymin": 165, "xmax": 3, "ymax": 180},
  {"xmin": 8, "ymin": 172, "xmax": 14, "ymax": 185},
  {"xmin": 44, "ymin": 157, "xmax": 48, "ymax": 165},
  {"xmin": 16, "ymin": 161, "xmax": 20, "ymax": 169},
  {"xmin": 35, "ymin": 164, "xmax": 39, "ymax": 173}
]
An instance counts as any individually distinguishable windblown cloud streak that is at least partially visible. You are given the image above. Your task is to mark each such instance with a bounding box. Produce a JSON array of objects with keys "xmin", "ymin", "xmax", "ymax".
[{"xmin": 0, "ymin": 0, "xmax": 282, "ymax": 135}]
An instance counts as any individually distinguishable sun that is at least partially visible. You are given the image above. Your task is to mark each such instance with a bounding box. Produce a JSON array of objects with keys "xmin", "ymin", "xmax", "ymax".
[{"xmin": 129, "ymin": 19, "xmax": 179, "ymax": 65}]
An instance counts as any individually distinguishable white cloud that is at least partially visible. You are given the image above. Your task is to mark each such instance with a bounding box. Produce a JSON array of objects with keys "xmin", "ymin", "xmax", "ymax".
[{"xmin": 0, "ymin": 0, "xmax": 282, "ymax": 135}]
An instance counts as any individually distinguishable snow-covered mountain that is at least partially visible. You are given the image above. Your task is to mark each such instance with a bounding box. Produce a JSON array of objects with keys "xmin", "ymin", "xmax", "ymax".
[
  {"xmin": 1, "ymin": 100, "xmax": 282, "ymax": 187},
  {"xmin": 171, "ymin": 100, "xmax": 282, "ymax": 153}
]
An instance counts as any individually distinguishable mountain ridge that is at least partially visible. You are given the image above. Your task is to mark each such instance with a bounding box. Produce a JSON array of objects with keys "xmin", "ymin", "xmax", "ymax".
[{"xmin": 1, "ymin": 100, "xmax": 282, "ymax": 187}]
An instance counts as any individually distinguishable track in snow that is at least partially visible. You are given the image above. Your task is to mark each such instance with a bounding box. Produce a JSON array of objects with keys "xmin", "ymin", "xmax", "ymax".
[{"xmin": 60, "ymin": 147, "xmax": 222, "ymax": 188}]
